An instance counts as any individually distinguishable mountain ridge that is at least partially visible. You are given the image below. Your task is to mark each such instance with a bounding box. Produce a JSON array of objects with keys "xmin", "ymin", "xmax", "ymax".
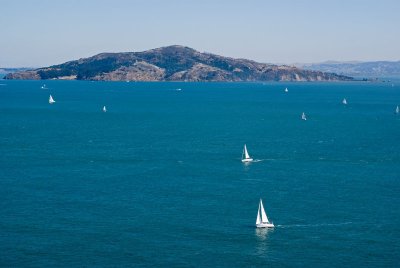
[{"xmin": 5, "ymin": 45, "xmax": 353, "ymax": 82}]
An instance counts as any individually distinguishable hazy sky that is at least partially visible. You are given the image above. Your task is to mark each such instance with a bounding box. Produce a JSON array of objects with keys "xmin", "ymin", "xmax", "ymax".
[{"xmin": 1, "ymin": 0, "xmax": 399, "ymax": 67}]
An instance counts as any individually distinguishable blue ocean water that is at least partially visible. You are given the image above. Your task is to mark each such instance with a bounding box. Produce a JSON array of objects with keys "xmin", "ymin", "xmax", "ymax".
[{"xmin": 0, "ymin": 80, "xmax": 399, "ymax": 267}]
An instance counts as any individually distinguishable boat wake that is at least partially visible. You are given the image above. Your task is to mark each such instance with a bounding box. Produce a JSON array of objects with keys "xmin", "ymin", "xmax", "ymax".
[
  {"xmin": 251, "ymin": 158, "xmax": 277, "ymax": 162},
  {"xmin": 276, "ymin": 222, "xmax": 353, "ymax": 228},
  {"xmin": 240, "ymin": 178, "xmax": 262, "ymax": 182}
]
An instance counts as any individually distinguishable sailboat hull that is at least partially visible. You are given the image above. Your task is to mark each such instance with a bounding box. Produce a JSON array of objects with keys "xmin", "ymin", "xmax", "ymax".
[
  {"xmin": 256, "ymin": 222, "xmax": 274, "ymax": 228},
  {"xmin": 241, "ymin": 158, "xmax": 253, "ymax": 163}
]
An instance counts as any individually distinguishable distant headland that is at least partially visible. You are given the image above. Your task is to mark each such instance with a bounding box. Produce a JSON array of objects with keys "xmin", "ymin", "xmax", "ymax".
[{"xmin": 4, "ymin": 45, "xmax": 353, "ymax": 82}]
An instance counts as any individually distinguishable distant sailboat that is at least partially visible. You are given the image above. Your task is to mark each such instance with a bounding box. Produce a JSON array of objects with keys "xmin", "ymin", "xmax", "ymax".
[
  {"xmin": 41, "ymin": 84, "xmax": 47, "ymax": 89},
  {"xmin": 301, "ymin": 112, "xmax": 307, "ymax": 121},
  {"xmin": 241, "ymin": 144, "xmax": 253, "ymax": 162},
  {"xmin": 49, "ymin": 95, "xmax": 55, "ymax": 104},
  {"xmin": 284, "ymin": 87, "xmax": 288, "ymax": 93},
  {"xmin": 342, "ymin": 98, "xmax": 347, "ymax": 105},
  {"xmin": 103, "ymin": 106, "xmax": 107, "ymax": 112},
  {"xmin": 396, "ymin": 105, "xmax": 399, "ymax": 114},
  {"xmin": 256, "ymin": 199, "xmax": 274, "ymax": 228}
]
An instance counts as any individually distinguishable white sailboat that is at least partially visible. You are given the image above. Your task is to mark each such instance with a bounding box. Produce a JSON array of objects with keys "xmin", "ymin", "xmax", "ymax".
[
  {"xmin": 284, "ymin": 87, "xmax": 288, "ymax": 93},
  {"xmin": 103, "ymin": 105, "xmax": 107, "ymax": 112},
  {"xmin": 396, "ymin": 105, "xmax": 399, "ymax": 114},
  {"xmin": 41, "ymin": 84, "xmax": 47, "ymax": 89},
  {"xmin": 301, "ymin": 112, "xmax": 307, "ymax": 120},
  {"xmin": 49, "ymin": 95, "xmax": 55, "ymax": 104},
  {"xmin": 256, "ymin": 199, "xmax": 274, "ymax": 228},
  {"xmin": 241, "ymin": 144, "xmax": 253, "ymax": 162},
  {"xmin": 342, "ymin": 98, "xmax": 347, "ymax": 105}
]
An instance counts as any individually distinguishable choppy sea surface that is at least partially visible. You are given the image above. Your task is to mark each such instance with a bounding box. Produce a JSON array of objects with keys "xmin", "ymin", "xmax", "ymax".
[{"xmin": 0, "ymin": 80, "xmax": 399, "ymax": 267}]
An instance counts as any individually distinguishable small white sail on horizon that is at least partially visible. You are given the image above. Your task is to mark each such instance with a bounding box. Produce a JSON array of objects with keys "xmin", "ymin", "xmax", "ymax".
[
  {"xmin": 49, "ymin": 95, "xmax": 55, "ymax": 104},
  {"xmin": 396, "ymin": 105, "xmax": 399, "ymax": 114},
  {"xmin": 284, "ymin": 87, "xmax": 288, "ymax": 93},
  {"xmin": 301, "ymin": 112, "xmax": 307, "ymax": 121},
  {"xmin": 103, "ymin": 106, "xmax": 107, "ymax": 112},
  {"xmin": 241, "ymin": 144, "xmax": 253, "ymax": 162},
  {"xmin": 256, "ymin": 199, "xmax": 274, "ymax": 228},
  {"xmin": 41, "ymin": 84, "xmax": 47, "ymax": 89},
  {"xmin": 342, "ymin": 98, "xmax": 347, "ymax": 105}
]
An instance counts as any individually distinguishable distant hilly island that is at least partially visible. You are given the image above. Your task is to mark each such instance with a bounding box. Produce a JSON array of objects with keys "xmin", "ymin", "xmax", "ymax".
[
  {"xmin": 297, "ymin": 61, "xmax": 400, "ymax": 77},
  {"xmin": 4, "ymin": 45, "xmax": 353, "ymax": 82}
]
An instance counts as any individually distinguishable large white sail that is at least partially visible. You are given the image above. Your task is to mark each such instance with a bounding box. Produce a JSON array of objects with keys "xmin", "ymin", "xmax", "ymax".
[
  {"xmin": 259, "ymin": 199, "xmax": 269, "ymax": 223},
  {"xmin": 242, "ymin": 144, "xmax": 253, "ymax": 163},
  {"xmin": 256, "ymin": 204, "xmax": 261, "ymax": 224},
  {"xmin": 49, "ymin": 95, "xmax": 55, "ymax": 104},
  {"xmin": 243, "ymin": 144, "xmax": 250, "ymax": 159}
]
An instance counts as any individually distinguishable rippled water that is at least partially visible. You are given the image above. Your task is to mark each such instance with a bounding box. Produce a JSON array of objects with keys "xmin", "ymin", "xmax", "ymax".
[{"xmin": 0, "ymin": 80, "xmax": 399, "ymax": 267}]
